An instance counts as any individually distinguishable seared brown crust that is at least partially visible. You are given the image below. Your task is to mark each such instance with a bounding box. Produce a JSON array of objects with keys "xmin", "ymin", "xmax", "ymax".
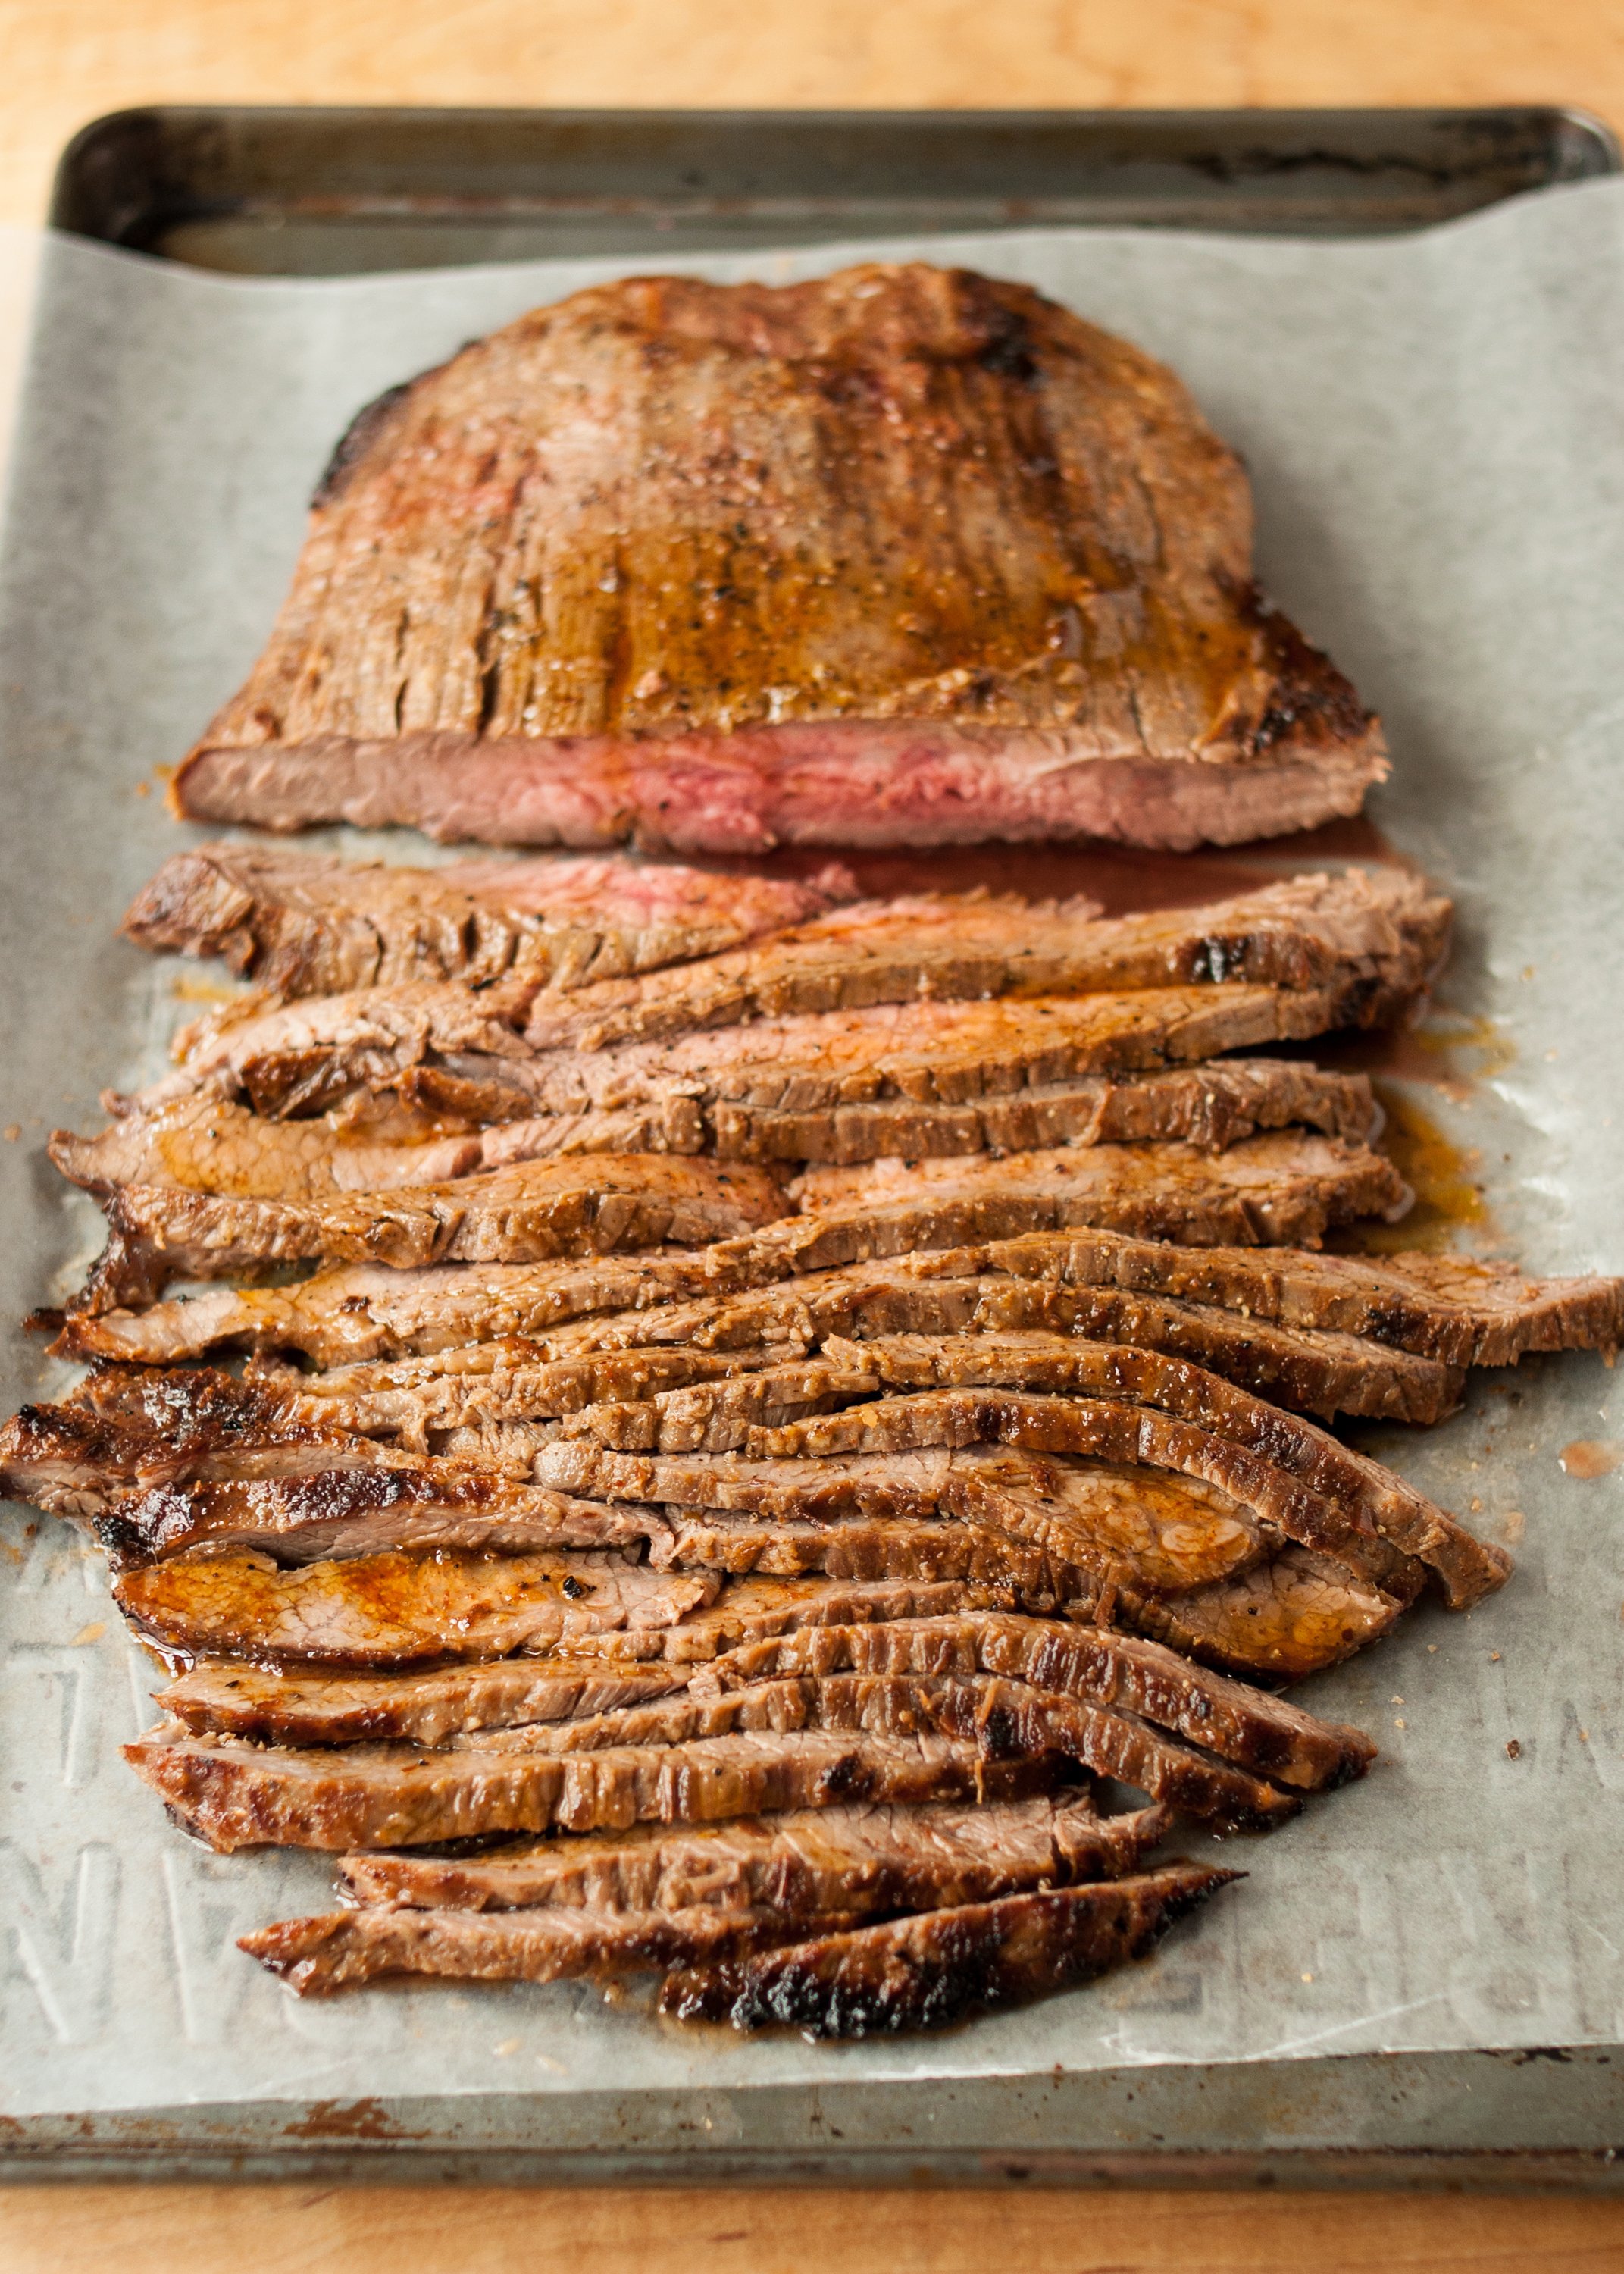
[
  {"xmin": 171, "ymin": 264, "xmax": 1385, "ymax": 852},
  {"xmin": 124, "ymin": 1721, "xmax": 1071, "ymax": 1850},
  {"xmin": 338, "ymin": 1793, "xmax": 1169, "ymax": 1913},
  {"xmin": 1119, "ymin": 1545, "xmax": 1400, "ymax": 1680},
  {"xmin": 121, "ymin": 844, "xmax": 855, "ymax": 996},
  {"xmin": 659, "ymin": 1861, "xmax": 1241, "ymax": 2034}
]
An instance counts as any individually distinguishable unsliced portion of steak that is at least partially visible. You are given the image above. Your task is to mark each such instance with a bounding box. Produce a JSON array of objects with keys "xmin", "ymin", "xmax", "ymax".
[
  {"xmin": 153, "ymin": 1575, "xmax": 1006, "ymax": 1739},
  {"xmin": 51, "ymin": 1094, "xmax": 706, "ymax": 1200},
  {"xmin": 1120, "ymin": 1544, "xmax": 1400, "ymax": 1680},
  {"xmin": 243, "ymin": 1898, "xmax": 862, "ymax": 1997},
  {"xmin": 70, "ymin": 1153, "xmax": 787, "ymax": 1312},
  {"xmin": 518, "ymin": 870, "xmax": 1447, "ymax": 1051},
  {"xmin": 114, "ymin": 1550, "xmax": 706, "ymax": 1670},
  {"xmin": 123, "ymin": 843, "xmax": 857, "ymax": 995},
  {"xmin": 340, "ymin": 1792, "xmax": 1169, "ymax": 1913},
  {"xmin": 687, "ymin": 1614, "xmax": 1372, "ymax": 1790},
  {"xmin": 712, "ymin": 1060, "xmax": 1376, "ymax": 1165},
  {"xmin": 789, "ymin": 1134, "xmax": 1407, "ymax": 1245},
  {"xmin": 124, "ymin": 1723, "xmax": 1067, "ymax": 1850},
  {"xmin": 171, "ymin": 264, "xmax": 1386, "ymax": 852},
  {"xmin": 659, "ymin": 1862, "xmax": 1239, "ymax": 2036},
  {"xmin": 127, "ymin": 1671, "xmax": 1299, "ymax": 1846}
]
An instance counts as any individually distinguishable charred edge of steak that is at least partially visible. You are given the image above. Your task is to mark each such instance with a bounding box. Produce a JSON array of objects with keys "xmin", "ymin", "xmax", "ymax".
[
  {"xmin": 1245, "ymin": 592, "xmax": 1375, "ymax": 760},
  {"xmin": 313, "ymin": 379, "xmax": 426, "ymax": 508},
  {"xmin": 658, "ymin": 1861, "xmax": 1242, "ymax": 2035}
]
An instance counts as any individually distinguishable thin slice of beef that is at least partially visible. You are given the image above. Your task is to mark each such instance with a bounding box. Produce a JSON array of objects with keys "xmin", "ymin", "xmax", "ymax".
[
  {"xmin": 531, "ymin": 1405, "xmax": 1409, "ymax": 1601},
  {"xmin": 123, "ymin": 844, "xmax": 856, "ymax": 996},
  {"xmin": 114, "ymin": 1550, "xmax": 708, "ymax": 1671},
  {"xmin": 687, "ymin": 1614, "xmax": 1373, "ymax": 1791},
  {"xmin": 51, "ymin": 1093, "xmax": 705, "ymax": 1200},
  {"xmin": 340, "ymin": 1791, "xmax": 1169, "ymax": 1913},
  {"xmin": 656, "ymin": 1511, "xmax": 1104, "ymax": 1609},
  {"xmin": 70, "ymin": 1153, "xmax": 787, "ymax": 1313},
  {"xmin": 124, "ymin": 1723, "xmax": 1065, "ymax": 1850},
  {"xmin": 788, "ymin": 1133, "xmax": 1408, "ymax": 1245},
  {"xmin": 713, "ymin": 1059, "xmax": 1376, "ymax": 1164},
  {"xmin": 516, "ymin": 870, "xmax": 1447, "ymax": 1051},
  {"xmin": 156, "ymin": 1655, "xmax": 691, "ymax": 1744},
  {"xmin": 737, "ymin": 1348, "xmax": 1491, "ymax": 1605},
  {"xmin": 659, "ymin": 1862, "xmax": 1240, "ymax": 2036},
  {"xmin": 242, "ymin": 1898, "xmax": 862, "ymax": 1996},
  {"xmin": 127, "ymin": 1670, "xmax": 1297, "ymax": 1846},
  {"xmin": 1119, "ymin": 1545, "xmax": 1400, "ymax": 1680},
  {"xmin": 152, "ymin": 1575, "xmax": 1009, "ymax": 1739},
  {"xmin": 0, "ymin": 1372, "xmax": 662, "ymax": 1568},
  {"xmin": 58, "ymin": 1210, "xmax": 1619, "ymax": 1376}
]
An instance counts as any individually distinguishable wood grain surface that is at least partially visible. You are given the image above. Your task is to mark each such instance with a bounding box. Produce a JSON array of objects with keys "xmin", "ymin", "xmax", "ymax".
[{"xmin": 3, "ymin": 2, "xmax": 1623, "ymax": 2267}]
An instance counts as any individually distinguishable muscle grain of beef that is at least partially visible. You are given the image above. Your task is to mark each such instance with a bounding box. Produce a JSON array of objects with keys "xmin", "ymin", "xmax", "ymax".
[
  {"xmin": 518, "ymin": 869, "xmax": 1447, "ymax": 1051},
  {"xmin": 58, "ymin": 1214, "xmax": 1621, "ymax": 1378},
  {"xmin": 659, "ymin": 1862, "xmax": 1240, "ymax": 2035},
  {"xmin": 70, "ymin": 1153, "xmax": 787, "ymax": 1313},
  {"xmin": 171, "ymin": 265, "xmax": 1387, "ymax": 852},
  {"xmin": 712, "ymin": 1059, "xmax": 1376, "ymax": 1164},
  {"xmin": 153, "ymin": 1576, "xmax": 1008, "ymax": 1738},
  {"xmin": 789, "ymin": 1134, "xmax": 1408, "ymax": 1247},
  {"xmin": 51, "ymin": 1093, "xmax": 706, "ymax": 1200},
  {"xmin": 124, "ymin": 1723, "xmax": 1067, "ymax": 1850},
  {"xmin": 243, "ymin": 1899, "xmax": 862, "ymax": 1995},
  {"xmin": 114, "ymin": 1551, "xmax": 707, "ymax": 1671},
  {"xmin": 687, "ymin": 1615, "xmax": 1373, "ymax": 1790},
  {"xmin": 339, "ymin": 1791, "xmax": 1169, "ymax": 1913},
  {"xmin": 123, "ymin": 843, "xmax": 856, "ymax": 995}
]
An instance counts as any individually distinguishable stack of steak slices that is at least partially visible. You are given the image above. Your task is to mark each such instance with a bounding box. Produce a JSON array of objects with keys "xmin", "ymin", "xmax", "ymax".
[{"xmin": 7, "ymin": 843, "xmax": 1622, "ymax": 2034}]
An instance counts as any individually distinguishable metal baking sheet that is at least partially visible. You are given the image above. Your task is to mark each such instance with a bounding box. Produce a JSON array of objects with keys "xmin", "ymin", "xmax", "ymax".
[
  {"xmin": 5, "ymin": 164, "xmax": 1624, "ymax": 2183},
  {"xmin": 48, "ymin": 104, "xmax": 1620, "ymax": 274}
]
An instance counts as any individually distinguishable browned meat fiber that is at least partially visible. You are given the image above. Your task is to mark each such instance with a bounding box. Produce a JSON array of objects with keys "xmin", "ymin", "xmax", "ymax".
[
  {"xmin": 122, "ymin": 843, "xmax": 858, "ymax": 995},
  {"xmin": 128, "ymin": 870, "xmax": 1444, "ymax": 1108},
  {"xmin": 659, "ymin": 1862, "xmax": 1241, "ymax": 2036},
  {"xmin": 126, "ymin": 1670, "xmax": 1303, "ymax": 1846},
  {"xmin": 170, "ymin": 263, "xmax": 1387, "ymax": 853},
  {"xmin": 70, "ymin": 1152, "xmax": 786, "ymax": 1313},
  {"xmin": 124, "ymin": 1721, "xmax": 1077, "ymax": 1851},
  {"xmin": 338, "ymin": 1791, "xmax": 1171, "ymax": 1914},
  {"xmin": 50, "ymin": 1059, "xmax": 1377, "ymax": 1199},
  {"xmin": 152, "ymin": 1578, "xmax": 1011, "ymax": 1738}
]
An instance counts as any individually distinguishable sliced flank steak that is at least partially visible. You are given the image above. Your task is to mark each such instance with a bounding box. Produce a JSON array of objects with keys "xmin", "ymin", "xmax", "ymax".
[
  {"xmin": 123, "ymin": 842, "xmax": 857, "ymax": 997},
  {"xmin": 337, "ymin": 1790, "xmax": 1170, "ymax": 1914},
  {"xmin": 659, "ymin": 1862, "xmax": 1240, "ymax": 2036},
  {"xmin": 125, "ymin": 1721, "xmax": 1074, "ymax": 1851},
  {"xmin": 68, "ymin": 1153, "xmax": 787, "ymax": 1313},
  {"xmin": 127, "ymin": 1669, "xmax": 1301, "ymax": 1848}
]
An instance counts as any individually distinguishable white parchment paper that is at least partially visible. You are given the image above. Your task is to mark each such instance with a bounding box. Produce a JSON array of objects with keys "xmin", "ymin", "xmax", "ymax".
[{"xmin": 2, "ymin": 180, "xmax": 1624, "ymax": 2119}]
